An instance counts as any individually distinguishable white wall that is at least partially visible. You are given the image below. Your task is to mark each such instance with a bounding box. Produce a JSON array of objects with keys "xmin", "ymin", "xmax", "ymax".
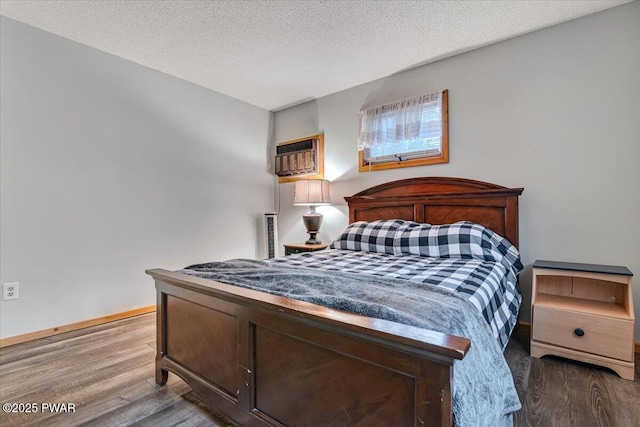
[
  {"xmin": 0, "ymin": 17, "xmax": 274, "ymax": 339},
  {"xmin": 274, "ymin": 3, "xmax": 640, "ymax": 338}
]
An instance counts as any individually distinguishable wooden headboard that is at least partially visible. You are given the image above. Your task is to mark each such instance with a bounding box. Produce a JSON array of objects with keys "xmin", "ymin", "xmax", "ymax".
[{"xmin": 345, "ymin": 177, "xmax": 524, "ymax": 247}]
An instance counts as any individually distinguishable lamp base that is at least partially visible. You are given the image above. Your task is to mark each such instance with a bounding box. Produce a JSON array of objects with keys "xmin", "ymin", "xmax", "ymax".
[
  {"xmin": 305, "ymin": 234, "xmax": 321, "ymax": 245},
  {"xmin": 302, "ymin": 209, "xmax": 323, "ymax": 245}
]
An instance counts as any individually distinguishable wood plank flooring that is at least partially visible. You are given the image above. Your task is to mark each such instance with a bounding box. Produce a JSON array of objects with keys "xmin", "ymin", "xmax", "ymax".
[
  {"xmin": 507, "ymin": 327, "xmax": 640, "ymax": 427},
  {"xmin": 0, "ymin": 314, "xmax": 226, "ymax": 427},
  {"xmin": 0, "ymin": 313, "xmax": 638, "ymax": 426}
]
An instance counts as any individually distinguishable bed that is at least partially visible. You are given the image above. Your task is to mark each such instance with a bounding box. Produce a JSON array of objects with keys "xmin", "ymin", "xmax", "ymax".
[{"xmin": 146, "ymin": 176, "xmax": 524, "ymax": 427}]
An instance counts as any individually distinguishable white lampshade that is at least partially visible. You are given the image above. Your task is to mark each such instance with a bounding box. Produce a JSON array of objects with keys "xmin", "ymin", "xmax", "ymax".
[{"xmin": 293, "ymin": 179, "xmax": 331, "ymax": 206}]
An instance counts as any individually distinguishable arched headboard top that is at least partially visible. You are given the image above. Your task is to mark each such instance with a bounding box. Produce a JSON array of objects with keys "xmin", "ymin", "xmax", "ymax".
[
  {"xmin": 345, "ymin": 177, "xmax": 524, "ymax": 247},
  {"xmin": 347, "ymin": 176, "xmax": 521, "ymax": 199}
]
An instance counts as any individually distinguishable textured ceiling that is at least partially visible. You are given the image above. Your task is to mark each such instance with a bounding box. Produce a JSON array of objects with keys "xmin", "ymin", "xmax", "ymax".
[{"xmin": 0, "ymin": 0, "xmax": 631, "ymax": 111}]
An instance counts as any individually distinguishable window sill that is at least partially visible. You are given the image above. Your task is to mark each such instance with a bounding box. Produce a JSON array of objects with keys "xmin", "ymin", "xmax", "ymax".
[{"xmin": 358, "ymin": 150, "xmax": 449, "ymax": 172}]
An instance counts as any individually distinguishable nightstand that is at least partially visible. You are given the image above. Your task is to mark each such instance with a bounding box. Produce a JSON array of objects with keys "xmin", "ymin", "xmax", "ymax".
[
  {"xmin": 283, "ymin": 243, "xmax": 328, "ymax": 256},
  {"xmin": 530, "ymin": 260, "xmax": 635, "ymax": 380}
]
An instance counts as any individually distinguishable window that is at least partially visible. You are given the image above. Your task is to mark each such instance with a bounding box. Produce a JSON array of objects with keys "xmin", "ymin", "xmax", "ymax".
[{"xmin": 357, "ymin": 90, "xmax": 448, "ymax": 172}]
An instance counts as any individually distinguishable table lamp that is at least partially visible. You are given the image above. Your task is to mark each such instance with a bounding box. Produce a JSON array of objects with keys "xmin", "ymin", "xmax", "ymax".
[{"xmin": 293, "ymin": 179, "xmax": 331, "ymax": 244}]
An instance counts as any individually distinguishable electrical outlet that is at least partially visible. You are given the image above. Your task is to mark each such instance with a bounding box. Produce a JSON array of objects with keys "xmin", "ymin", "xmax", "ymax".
[{"xmin": 3, "ymin": 282, "xmax": 19, "ymax": 300}]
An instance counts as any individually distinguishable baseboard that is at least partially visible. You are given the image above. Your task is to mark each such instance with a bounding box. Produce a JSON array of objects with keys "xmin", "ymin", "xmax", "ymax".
[
  {"xmin": 518, "ymin": 321, "xmax": 639, "ymax": 354},
  {"xmin": 0, "ymin": 305, "xmax": 156, "ymax": 348}
]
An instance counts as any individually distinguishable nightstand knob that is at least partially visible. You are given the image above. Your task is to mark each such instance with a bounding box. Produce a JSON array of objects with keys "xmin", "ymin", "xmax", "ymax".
[{"xmin": 574, "ymin": 328, "xmax": 585, "ymax": 337}]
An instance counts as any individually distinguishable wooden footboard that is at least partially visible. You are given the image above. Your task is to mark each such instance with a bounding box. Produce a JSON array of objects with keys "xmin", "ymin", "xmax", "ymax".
[{"xmin": 147, "ymin": 269, "xmax": 470, "ymax": 427}]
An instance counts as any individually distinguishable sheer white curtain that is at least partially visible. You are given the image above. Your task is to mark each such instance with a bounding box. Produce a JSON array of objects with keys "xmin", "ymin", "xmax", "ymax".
[{"xmin": 357, "ymin": 91, "xmax": 442, "ymax": 151}]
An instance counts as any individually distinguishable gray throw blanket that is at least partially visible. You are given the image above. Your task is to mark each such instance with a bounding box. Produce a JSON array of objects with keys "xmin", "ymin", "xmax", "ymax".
[{"xmin": 182, "ymin": 259, "xmax": 521, "ymax": 427}]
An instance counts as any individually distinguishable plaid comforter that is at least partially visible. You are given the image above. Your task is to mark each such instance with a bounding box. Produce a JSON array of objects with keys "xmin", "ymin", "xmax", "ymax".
[{"xmin": 268, "ymin": 249, "xmax": 521, "ymax": 350}]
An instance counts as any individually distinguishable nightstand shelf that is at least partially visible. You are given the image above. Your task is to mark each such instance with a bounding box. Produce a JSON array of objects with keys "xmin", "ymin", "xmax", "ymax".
[
  {"xmin": 531, "ymin": 260, "xmax": 635, "ymax": 380},
  {"xmin": 283, "ymin": 243, "xmax": 328, "ymax": 256},
  {"xmin": 534, "ymin": 294, "xmax": 629, "ymax": 319}
]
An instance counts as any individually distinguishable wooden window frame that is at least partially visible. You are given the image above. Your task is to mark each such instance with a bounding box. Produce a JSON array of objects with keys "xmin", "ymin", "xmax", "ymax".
[{"xmin": 358, "ymin": 90, "xmax": 449, "ymax": 173}]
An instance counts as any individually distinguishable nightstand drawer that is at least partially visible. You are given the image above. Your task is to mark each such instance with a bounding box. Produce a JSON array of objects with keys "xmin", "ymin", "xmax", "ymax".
[{"xmin": 533, "ymin": 305, "xmax": 634, "ymax": 362}]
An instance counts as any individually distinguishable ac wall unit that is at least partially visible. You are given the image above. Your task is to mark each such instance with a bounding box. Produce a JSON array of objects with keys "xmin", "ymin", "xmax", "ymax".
[
  {"xmin": 274, "ymin": 134, "xmax": 324, "ymax": 183},
  {"xmin": 264, "ymin": 213, "xmax": 278, "ymax": 259}
]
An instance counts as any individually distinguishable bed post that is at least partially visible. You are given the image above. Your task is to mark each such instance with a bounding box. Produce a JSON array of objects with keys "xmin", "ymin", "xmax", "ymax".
[{"xmin": 155, "ymin": 288, "xmax": 168, "ymax": 385}]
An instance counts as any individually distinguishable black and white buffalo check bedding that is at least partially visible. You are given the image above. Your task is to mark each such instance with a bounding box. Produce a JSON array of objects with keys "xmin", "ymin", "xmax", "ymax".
[
  {"xmin": 269, "ymin": 221, "xmax": 523, "ymax": 350},
  {"xmin": 269, "ymin": 250, "xmax": 520, "ymax": 350}
]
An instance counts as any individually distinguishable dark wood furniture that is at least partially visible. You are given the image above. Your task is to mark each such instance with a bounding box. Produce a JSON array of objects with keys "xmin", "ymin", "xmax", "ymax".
[
  {"xmin": 146, "ymin": 177, "xmax": 523, "ymax": 427},
  {"xmin": 531, "ymin": 260, "xmax": 635, "ymax": 380},
  {"xmin": 283, "ymin": 242, "xmax": 329, "ymax": 256}
]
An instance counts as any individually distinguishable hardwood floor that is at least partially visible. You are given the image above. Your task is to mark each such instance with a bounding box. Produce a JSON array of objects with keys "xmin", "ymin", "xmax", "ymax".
[
  {"xmin": 507, "ymin": 328, "xmax": 640, "ymax": 427},
  {"xmin": 0, "ymin": 313, "xmax": 638, "ymax": 426},
  {"xmin": 0, "ymin": 314, "xmax": 227, "ymax": 427}
]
